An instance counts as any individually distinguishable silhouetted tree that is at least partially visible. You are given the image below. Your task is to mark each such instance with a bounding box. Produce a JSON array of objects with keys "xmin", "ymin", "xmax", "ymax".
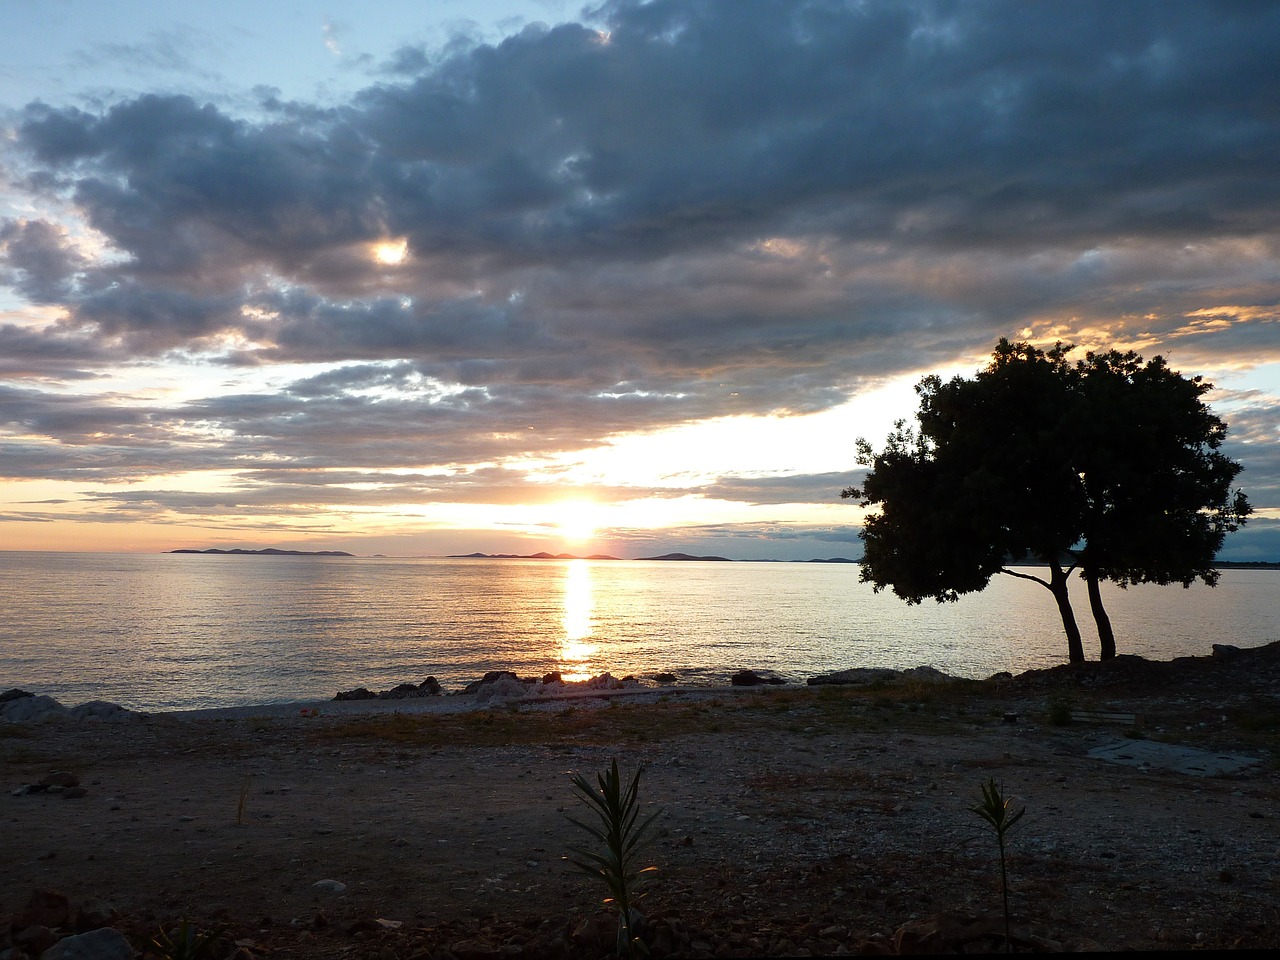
[
  {"xmin": 845, "ymin": 339, "xmax": 1251, "ymax": 663},
  {"xmin": 1069, "ymin": 350, "xmax": 1252, "ymax": 658}
]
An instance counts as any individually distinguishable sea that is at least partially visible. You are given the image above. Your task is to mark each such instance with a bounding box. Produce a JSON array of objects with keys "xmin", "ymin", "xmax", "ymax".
[{"xmin": 1, "ymin": 551, "xmax": 1276, "ymax": 713}]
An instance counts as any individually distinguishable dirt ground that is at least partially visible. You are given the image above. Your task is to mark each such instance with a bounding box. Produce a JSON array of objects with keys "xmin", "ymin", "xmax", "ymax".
[{"xmin": 3, "ymin": 644, "xmax": 1279, "ymax": 957}]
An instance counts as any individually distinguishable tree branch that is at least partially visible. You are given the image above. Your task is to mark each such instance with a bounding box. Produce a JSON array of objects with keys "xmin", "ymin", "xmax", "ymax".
[{"xmin": 998, "ymin": 567, "xmax": 1050, "ymax": 589}]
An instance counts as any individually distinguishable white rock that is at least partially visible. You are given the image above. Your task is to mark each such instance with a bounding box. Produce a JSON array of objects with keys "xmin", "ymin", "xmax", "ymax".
[{"xmin": 1, "ymin": 695, "xmax": 69, "ymax": 724}]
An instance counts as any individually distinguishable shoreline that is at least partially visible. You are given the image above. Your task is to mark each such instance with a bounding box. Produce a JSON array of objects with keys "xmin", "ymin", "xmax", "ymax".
[{"xmin": 6, "ymin": 639, "xmax": 1275, "ymax": 723}]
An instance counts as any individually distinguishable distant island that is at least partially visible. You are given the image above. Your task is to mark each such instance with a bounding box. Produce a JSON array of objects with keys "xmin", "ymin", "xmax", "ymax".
[
  {"xmin": 451, "ymin": 551, "xmax": 856, "ymax": 563},
  {"xmin": 637, "ymin": 552, "xmax": 733, "ymax": 562},
  {"xmin": 448, "ymin": 551, "xmax": 622, "ymax": 561},
  {"xmin": 169, "ymin": 548, "xmax": 354, "ymax": 557}
]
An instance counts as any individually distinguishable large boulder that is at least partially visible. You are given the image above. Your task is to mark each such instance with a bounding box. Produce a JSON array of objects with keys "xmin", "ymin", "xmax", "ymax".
[
  {"xmin": 472, "ymin": 675, "xmax": 531, "ymax": 703},
  {"xmin": 462, "ymin": 671, "xmax": 530, "ymax": 695},
  {"xmin": 69, "ymin": 701, "xmax": 133, "ymax": 721},
  {"xmin": 379, "ymin": 677, "xmax": 441, "ymax": 699},
  {"xmin": 39, "ymin": 927, "xmax": 137, "ymax": 959},
  {"xmin": 334, "ymin": 687, "xmax": 377, "ymax": 701},
  {"xmin": 1, "ymin": 695, "xmax": 70, "ymax": 724}
]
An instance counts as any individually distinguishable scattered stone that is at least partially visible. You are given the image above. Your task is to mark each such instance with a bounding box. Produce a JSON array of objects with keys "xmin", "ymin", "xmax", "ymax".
[
  {"xmin": 312, "ymin": 879, "xmax": 346, "ymax": 894},
  {"xmin": 652, "ymin": 672, "xmax": 678, "ymax": 683}
]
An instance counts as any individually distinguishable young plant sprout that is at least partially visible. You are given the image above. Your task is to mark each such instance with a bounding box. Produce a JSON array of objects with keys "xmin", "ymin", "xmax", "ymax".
[
  {"xmin": 971, "ymin": 777, "xmax": 1026, "ymax": 952},
  {"xmin": 566, "ymin": 759, "xmax": 661, "ymax": 958}
]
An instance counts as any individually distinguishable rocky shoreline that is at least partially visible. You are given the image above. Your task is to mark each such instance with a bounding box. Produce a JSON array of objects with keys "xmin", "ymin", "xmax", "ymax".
[{"xmin": 2, "ymin": 660, "xmax": 974, "ymax": 724}]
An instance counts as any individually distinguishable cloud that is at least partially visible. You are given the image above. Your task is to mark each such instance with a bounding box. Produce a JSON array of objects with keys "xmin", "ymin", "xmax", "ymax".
[{"xmin": 3, "ymin": 0, "xmax": 1279, "ymax": 543}]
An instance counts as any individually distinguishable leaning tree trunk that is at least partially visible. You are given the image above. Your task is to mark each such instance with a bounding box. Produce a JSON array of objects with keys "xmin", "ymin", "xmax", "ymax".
[
  {"xmin": 1047, "ymin": 560, "xmax": 1085, "ymax": 664},
  {"xmin": 1083, "ymin": 566, "xmax": 1117, "ymax": 660}
]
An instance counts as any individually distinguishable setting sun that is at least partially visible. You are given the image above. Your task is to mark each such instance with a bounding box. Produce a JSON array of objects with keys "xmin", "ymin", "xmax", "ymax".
[
  {"xmin": 372, "ymin": 238, "xmax": 408, "ymax": 265},
  {"xmin": 553, "ymin": 499, "xmax": 603, "ymax": 543}
]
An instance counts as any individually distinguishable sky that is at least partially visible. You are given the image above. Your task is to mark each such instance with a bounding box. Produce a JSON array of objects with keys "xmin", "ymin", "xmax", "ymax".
[{"xmin": 1, "ymin": 0, "xmax": 1278, "ymax": 562}]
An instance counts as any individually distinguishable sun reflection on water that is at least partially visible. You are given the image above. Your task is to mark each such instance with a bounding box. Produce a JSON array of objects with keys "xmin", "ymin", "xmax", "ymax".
[{"xmin": 560, "ymin": 559, "xmax": 597, "ymax": 681}]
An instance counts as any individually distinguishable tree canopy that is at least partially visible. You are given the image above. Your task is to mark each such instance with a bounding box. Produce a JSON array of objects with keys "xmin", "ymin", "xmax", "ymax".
[{"xmin": 844, "ymin": 339, "xmax": 1252, "ymax": 663}]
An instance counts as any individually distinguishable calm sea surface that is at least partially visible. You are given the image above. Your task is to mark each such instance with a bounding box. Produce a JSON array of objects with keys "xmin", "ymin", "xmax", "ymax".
[{"xmin": 1, "ymin": 552, "xmax": 1276, "ymax": 712}]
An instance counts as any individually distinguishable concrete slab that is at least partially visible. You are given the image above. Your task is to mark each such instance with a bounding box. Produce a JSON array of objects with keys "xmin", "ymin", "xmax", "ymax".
[{"xmin": 1087, "ymin": 738, "xmax": 1261, "ymax": 777}]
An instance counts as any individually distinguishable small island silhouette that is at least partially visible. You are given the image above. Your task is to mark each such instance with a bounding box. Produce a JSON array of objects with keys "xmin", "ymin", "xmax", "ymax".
[{"xmin": 169, "ymin": 548, "xmax": 354, "ymax": 557}]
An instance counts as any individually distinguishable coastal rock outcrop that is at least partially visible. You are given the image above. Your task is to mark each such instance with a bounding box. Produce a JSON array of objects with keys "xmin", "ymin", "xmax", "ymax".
[
  {"xmin": 806, "ymin": 665, "xmax": 960, "ymax": 687},
  {"xmin": 464, "ymin": 670, "xmax": 643, "ymax": 703},
  {"xmin": 0, "ymin": 691, "xmax": 136, "ymax": 724},
  {"xmin": 730, "ymin": 669, "xmax": 786, "ymax": 686},
  {"xmin": 334, "ymin": 670, "xmax": 644, "ymax": 705},
  {"xmin": 333, "ymin": 677, "xmax": 442, "ymax": 702}
]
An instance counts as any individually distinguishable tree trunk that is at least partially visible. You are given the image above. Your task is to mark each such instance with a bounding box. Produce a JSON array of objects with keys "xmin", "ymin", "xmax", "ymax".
[
  {"xmin": 1047, "ymin": 560, "xmax": 1085, "ymax": 664},
  {"xmin": 1084, "ymin": 567, "xmax": 1116, "ymax": 660}
]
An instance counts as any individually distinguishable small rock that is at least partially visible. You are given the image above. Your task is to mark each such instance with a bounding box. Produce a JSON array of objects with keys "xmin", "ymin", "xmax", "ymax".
[{"xmin": 312, "ymin": 880, "xmax": 347, "ymax": 894}]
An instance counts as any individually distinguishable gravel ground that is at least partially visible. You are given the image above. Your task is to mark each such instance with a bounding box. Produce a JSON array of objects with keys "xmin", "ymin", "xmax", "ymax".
[{"xmin": 3, "ymin": 643, "xmax": 1278, "ymax": 957}]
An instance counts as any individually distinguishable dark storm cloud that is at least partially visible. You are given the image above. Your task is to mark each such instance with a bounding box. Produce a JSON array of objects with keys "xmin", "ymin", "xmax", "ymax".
[
  {"xmin": 0, "ymin": 219, "xmax": 86, "ymax": 303},
  {"xmin": 3, "ymin": 0, "xmax": 1280, "ymax": 530}
]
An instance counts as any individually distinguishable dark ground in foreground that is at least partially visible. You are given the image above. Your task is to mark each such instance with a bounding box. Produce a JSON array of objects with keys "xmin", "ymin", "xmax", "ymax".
[{"xmin": 3, "ymin": 643, "xmax": 1279, "ymax": 956}]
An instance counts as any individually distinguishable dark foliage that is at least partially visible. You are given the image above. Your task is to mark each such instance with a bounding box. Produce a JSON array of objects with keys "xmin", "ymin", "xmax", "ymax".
[{"xmin": 845, "ymin": 339, "xmax": 1251, "ymax": 662}]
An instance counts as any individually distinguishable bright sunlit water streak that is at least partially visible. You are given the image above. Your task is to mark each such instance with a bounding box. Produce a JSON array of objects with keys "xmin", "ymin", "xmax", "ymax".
[{"xmin": 0, "ymin": 552, "xmax": 1275, "ymax": 712}]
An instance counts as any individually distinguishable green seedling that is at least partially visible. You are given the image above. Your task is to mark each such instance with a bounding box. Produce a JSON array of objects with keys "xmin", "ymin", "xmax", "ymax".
[
  {"xmin": 566, "ymin": 759, "xmax": 660, "ymax": 958},
  {"xmin": 970, "ymin": 778, "xmax": 1025, "ymax": 953}
]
